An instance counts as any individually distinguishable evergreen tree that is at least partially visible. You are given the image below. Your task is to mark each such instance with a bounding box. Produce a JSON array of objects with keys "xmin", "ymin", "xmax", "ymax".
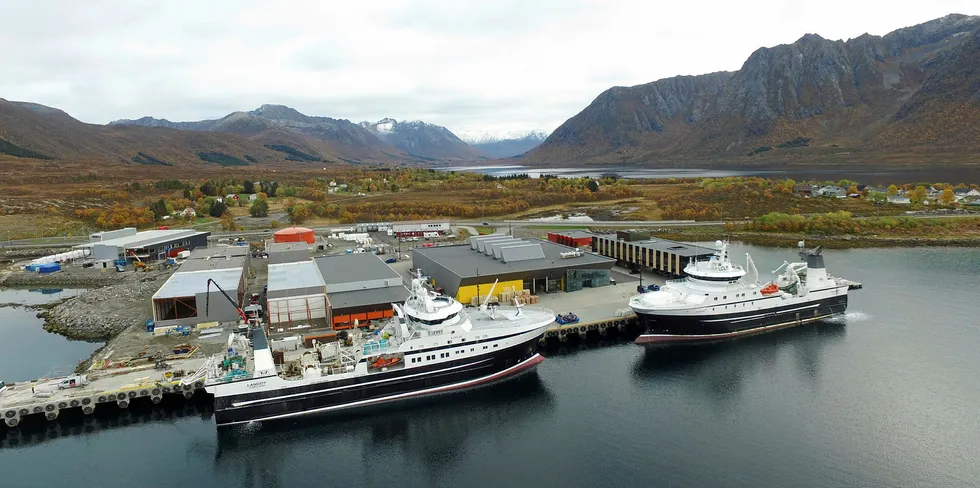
[
  {"xmin": 244, "ymin": 180, "xmax": 254, "ymax": 194},
  {"xmin": 209, "ymin": 201, "xmax": 228, "ymax": 218}
]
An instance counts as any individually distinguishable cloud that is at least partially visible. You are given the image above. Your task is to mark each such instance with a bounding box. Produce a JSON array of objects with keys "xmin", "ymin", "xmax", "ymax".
[{"xmin": 1, "ymin": 0, "xmax": 976, "ymax": 136}]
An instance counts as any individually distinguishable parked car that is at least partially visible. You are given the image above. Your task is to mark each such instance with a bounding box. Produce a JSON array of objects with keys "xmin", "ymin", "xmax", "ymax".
[{"xmin": 385, "ymin": 258, "xmax": 397, "ymax": 264}]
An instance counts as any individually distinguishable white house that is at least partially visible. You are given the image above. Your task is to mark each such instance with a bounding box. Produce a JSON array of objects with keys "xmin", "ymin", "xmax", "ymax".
[
  {"xmin": 248, "ymin": 194, "xmax": 259, "ymax": 202},
  {"xmin": 181, "ymin": 207, "xmax": 197, "ymax": 218},
  {"xmin": 329, "ymin": 180, "xmax": 337, "ymax": 187},
  {"xmin": 816, "ymin": 185, "xmax": 847, "ymax": 198},
  {"xmin": 887, "ymin": 195, "xmax": 911, "ymax": 205}
]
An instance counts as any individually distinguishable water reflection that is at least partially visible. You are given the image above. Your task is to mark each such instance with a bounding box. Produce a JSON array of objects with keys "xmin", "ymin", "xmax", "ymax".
[
  {"xmin": 631, "ymin": 321, "xmax": 846, "ymax": 404},
  {"xmin": 0, "ymin": 396, "xmax": 214, "ymax": 449},
  {"xmin": 214, "ymin": 374, "xmax": 554, "ymax": 483}
]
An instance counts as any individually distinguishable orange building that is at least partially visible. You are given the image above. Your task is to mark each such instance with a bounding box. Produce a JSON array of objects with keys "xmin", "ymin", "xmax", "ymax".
[{"xmin": 273, "ymin": 226, "xmax": 316, "ymax": 244}]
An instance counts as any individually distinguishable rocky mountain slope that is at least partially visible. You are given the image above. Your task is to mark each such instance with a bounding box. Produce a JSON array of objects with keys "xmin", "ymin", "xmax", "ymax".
[
  {"xmin": 527, "ymin": 14, "xmax": 980, "ymax": 164},
  {"xmin": 112, "ymin": 106, "xmax": 485, "ymax": 162},
  {"xmin": 359, "ymin": 118, "xmax": 485, "ymax": 160},
  {"xmin": 465, "ymin": 131, "xmax": 549, "ymax": 158}
]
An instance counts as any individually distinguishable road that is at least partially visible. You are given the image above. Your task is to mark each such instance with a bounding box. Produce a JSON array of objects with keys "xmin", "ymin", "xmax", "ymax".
[{"xmin": 1, "ymin": 213, "xmax": 975, "ymax": 248}]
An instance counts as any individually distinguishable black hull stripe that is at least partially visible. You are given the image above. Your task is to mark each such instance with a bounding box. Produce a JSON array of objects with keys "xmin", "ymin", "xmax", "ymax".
[
  {"xmin": 634, "ymin": 295, "xmax": 848, "ymax": 339},
  {"xmin": 214, "ymin": 336, "xmax": 542, "ymax": 425},
  {"xmin": 217, "ymin": 354, "xmax": 545, "ymax": 427}
]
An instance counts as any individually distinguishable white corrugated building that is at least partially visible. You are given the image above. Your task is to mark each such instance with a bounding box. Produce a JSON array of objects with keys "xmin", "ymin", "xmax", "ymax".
[{"xmin": 266, "ymin": 260, "xmax": 328, "ymax": 326}]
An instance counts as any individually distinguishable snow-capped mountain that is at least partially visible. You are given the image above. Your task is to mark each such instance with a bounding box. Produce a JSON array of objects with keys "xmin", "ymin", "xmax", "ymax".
[
  {"xmin": 359, "ymin": 118, "xmax": 485, "ymax": 160},
  {"xmin": 462, "ymin": 130, "xmax": 549, "ymax": 158}
]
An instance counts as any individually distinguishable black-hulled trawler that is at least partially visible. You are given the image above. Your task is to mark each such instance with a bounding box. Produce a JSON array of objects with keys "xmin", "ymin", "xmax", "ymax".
[
  {"xmin": 631, "ymin": 241, "xmax": 856, "ymax": 344},
  {"xmin": 202, "ymin": 274, "xmax": 554, "ymax": 427}
]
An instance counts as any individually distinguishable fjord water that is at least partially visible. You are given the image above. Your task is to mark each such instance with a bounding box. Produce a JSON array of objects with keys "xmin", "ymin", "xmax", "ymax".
[
  {"xmin": 440, "ymin": 163, "xmax": 980, "ymax": 184},
  {"xmin": 0, "ymin": 288, "xmax": 100, "ymax": 380},
  {"xmin": 3, "ymin": 245, "xmax": 980, "ymax": 488}
]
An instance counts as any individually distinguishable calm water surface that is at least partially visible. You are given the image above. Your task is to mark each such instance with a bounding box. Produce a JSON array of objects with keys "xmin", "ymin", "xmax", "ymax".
[
  {"xmin": 440, "ymin": 164, "xmax": 980, "ymax": 184},
  {"xmin": 2, "ymin": 245, "xmax": 979, "ymax": 488},
  {"xmin": 0, "ymin": 288, "xmax": 101, "ymax": 380}
]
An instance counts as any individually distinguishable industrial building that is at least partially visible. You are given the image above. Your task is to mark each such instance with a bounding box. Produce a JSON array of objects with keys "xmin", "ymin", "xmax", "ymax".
[
  {"xmin": 314, "ymin": 253, "xmax": 408, "ymax": 329},
  {"xmin": 151, "ymin": 252, "xmax": 247, "ymax": 327},
  {"xmin": 75, "ymin": 227, "xmax": 210, "ymax": 268},
  {"xmin": 392, "ymin": 221, "xmax": 449, "ymax": 237},
  {"xmin": 266, "ymin": 260, "xmax": 328, "ymax": 327},
  {"xmin": 267, "ymin": 242, "xmax": 310, "ymax": 264},
  {"xmin": 273, "ymin": 226, "xmax": 315, "ymax": 244},
  {"xmin": 590, "ymin": 231, "xmax": 714, "ymax": 277},
  {"xmin": 547, "ymin": 230, "xmax": 594, "ymax": 249},
  {"xmin": 412, "ymin": 235, "xmax": 616, "ymax": 303}
]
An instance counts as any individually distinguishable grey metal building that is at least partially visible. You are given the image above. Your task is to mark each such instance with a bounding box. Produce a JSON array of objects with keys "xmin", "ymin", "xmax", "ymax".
[
  {"xmin": 268, "ymin": 242, "xmax": 310, "ymax": 265},
  {"xmin": 76, "ymin": 227, "xmax": 210, "ymax": 268},
  {"xmin": 314, "ymin": 253, "xmax": 408, "ymax": 328},
  {"xmin": 151, "ymin": 254, "xmax": 247, "ymax": 327},
  {"xmin": 591, "ymin": 233, "xmax": 714, "ymax": 277},
  {"xmin": 412, "ymin": 235, "xmax": 616, "ymax": 303}
]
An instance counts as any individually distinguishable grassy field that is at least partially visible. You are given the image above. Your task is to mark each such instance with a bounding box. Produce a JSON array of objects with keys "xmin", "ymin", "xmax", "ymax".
[{"xmin": 1, "ymin": 165, "xmax": 977, "ymax": 242}]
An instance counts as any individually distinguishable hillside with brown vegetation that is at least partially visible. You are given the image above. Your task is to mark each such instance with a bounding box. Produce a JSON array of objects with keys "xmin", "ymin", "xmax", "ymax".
[
  {"xmin": 0, "ymin": 99, "xmax": 287, "ymax": 166},
  {"xmin": 527, "ymin": 14, "xmax": 980, "ymax": 165}
]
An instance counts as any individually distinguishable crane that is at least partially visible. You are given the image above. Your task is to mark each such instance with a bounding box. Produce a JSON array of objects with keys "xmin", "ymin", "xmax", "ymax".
[{"xmin": 205, "ymin": 278, "xmax": 248, "ymax": 322}]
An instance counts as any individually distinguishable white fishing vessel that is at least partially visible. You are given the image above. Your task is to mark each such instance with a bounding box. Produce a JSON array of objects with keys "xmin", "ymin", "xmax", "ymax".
[
  {"xmin": 631, "ymin": 241, "xmax": 856, "ymax": 344},
  {"xmin": 200, "ymin": 272, "xmax": 554, "ymax": 427}
]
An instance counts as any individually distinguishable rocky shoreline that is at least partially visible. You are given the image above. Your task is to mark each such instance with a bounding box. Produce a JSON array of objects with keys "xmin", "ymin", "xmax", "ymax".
[
  {"xmin": 39, "ymin": 276, "xmax": 166, "ymax": 341},
  {"xmin": 2, "ymin": 270, "xmax": 122, "ymax": 288}
]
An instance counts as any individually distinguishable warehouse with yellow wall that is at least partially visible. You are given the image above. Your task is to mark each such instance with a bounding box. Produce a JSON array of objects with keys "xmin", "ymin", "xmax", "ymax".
[{"xmin": 412, "ymin": 235, "xmax": 616, "ymax": 303}]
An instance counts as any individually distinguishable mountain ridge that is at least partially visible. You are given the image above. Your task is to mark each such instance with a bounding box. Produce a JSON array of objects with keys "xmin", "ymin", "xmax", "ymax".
[
  {"xmin": 463, "ymin": 131, "xmax": 549, "ymax": 158},
  {"xmin": 526, "ymin": 13, "xmax": 980, "ymax": 165},
  {"xmin": 358, "ymin": 117, "xmax": 485, "ymax": 160}
]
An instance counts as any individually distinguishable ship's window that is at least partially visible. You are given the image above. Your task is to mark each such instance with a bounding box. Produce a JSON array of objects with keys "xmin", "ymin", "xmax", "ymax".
[
  {"xmin": 451, "ymin": 330, "xmax": 455, "ymax": 334},
  {"xmin": 494, "ymin": 344, "xmax": 498, "ymax": 348},
  {"xmin": 714, "ymin": 297, "xmax": 718, "ymax": 301},
  {"xmin": 754, "ymin": 292, "xmax": 757, "ymax": 295},
  {"xmin": 471, "ymin": 348, "xmax": 474, "ymax": 352},
  {"xmin": 483, "ymin": 346, "xmax": 488, "ymax": 350},
  {"xmin": 723, "ymin": 296, "xmax": 727, "ymax": 299}
]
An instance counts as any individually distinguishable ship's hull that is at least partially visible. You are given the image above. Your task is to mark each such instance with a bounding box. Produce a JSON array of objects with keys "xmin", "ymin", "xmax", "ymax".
[
  {"xmin": 634, "ymin": 293, "xmax": 847, "ymax": 345},
  {"xmin": 212, "ymin": 336, "xmax": 542, "ymax": 426}
]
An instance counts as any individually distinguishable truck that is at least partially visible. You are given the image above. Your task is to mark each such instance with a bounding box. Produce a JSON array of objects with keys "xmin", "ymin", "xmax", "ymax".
[{"xmin": 57, "ymin": 375, "xmax": 89, "ymax": 389}]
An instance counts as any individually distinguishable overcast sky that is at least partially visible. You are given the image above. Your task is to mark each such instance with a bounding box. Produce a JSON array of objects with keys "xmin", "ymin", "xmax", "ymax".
[{"xmin": 1, "ymin": 1, "xmax": 977, "ymax": 138}]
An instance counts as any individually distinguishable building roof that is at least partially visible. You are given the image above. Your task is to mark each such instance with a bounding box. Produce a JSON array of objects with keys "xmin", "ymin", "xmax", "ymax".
[
  {"xmin": 413, "ymin": 240, "xmax": 614, "ymax": 279},
  {"xmin": 268, "ymin": 242, "xmax": 309, "ymax": 253},
  {"xmin": 75, "ymin": 229, "xmax": 208, "ymax": 250},
  {"xmin": 315, "ymin": 253, "xmax": 400, "ymax": 286},
  {"xmin": 153, "ymin": 268, "xmax": 243, "ymax": 299},
  {"xmin": 188, "ymin": 246, "xmax": 249, "ymax": 259},
  {"xmin": 328, "ymin": 285, "xmax": 409, "ymax": 310},
  {"xmin": 593, "ymin": 234, "xmax": 715, "ymax": 258},
  {"xmin": 178, "ymin": 255, "xmax": 247, "ymax": 272},
  {"xmin": 268, "ymin": 261, "xmax": 324, "ymax": 294}
]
